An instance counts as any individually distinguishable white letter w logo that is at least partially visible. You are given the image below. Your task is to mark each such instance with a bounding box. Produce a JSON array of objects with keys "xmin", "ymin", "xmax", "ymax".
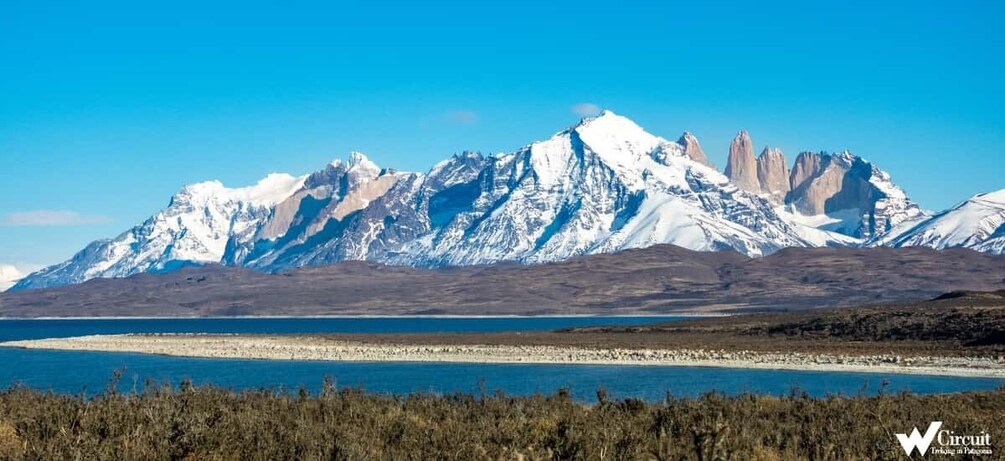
[{"xmin": 896, "ymin": 421, "xmax": 942, "ymax": 456}]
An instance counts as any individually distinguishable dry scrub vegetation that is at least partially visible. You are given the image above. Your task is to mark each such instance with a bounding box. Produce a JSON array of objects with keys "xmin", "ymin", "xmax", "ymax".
[{"xmin": 0, "ymin": 379, "xmax": 1002, "ymax": 460}]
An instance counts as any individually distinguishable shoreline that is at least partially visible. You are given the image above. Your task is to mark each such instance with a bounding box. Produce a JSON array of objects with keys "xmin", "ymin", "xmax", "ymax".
[
  {"xmin": 0, "ymin": 313, "xmax": 728, "ymax": 321},
  {"xmin": 3, "ymin": 334, "xmax": 1004, "ymax": 379}
]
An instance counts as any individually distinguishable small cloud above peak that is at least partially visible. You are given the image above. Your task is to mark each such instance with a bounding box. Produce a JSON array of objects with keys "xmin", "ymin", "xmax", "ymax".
[
  {"xmin": 444, "ymin": 109, "xmax": 479, "ymax": 125},
  {"xmin": 571, "ymin": 103, "xmax": 601, "ymax": 117},
  {"xmin": 0, "ymin": 210, "xmax": 112, "ymax": 227}
]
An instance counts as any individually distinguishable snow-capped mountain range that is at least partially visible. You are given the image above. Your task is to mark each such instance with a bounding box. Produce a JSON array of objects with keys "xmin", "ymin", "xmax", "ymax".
[{"xmin": 10, "ymin": 111, "xmax": 1002, "ymax": 291}]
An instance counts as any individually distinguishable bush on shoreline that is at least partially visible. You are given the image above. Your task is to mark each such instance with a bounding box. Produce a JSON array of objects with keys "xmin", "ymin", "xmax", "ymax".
[{"xmin": 0, "ymin": 380, "xmax": 1002, "ymax": 460}]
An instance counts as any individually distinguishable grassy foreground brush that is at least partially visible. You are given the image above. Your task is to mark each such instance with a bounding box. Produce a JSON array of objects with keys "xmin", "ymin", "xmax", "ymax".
[{"xmin": 0, "ymin": 379, "xmax": 1002, "ymax": 460}]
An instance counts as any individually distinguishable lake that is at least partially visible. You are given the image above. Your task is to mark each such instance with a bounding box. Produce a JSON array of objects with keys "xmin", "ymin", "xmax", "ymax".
[
  {"xmin": 1, "ymin": 317, "xmax": 1002, "ymax": 402},
  {"xmin": 0, "ymin": 316, "xmax": 694, "ymax": 340}
]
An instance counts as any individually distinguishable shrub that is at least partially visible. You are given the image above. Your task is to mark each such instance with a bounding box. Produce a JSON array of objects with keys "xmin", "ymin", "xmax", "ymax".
[{"xmin": 0, "ymin": 382, "xmax": 1001, "ymax": 460}]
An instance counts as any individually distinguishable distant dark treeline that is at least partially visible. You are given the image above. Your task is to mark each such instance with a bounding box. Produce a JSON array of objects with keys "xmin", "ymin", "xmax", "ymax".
[{"xmin": 0, "ymin": 379, "xmax": 1002, "ymax": 460}]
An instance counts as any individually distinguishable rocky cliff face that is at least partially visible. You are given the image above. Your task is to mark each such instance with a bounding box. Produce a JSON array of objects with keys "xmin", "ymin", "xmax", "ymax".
[
  {"xmin": 715, "ymin": 131, "xmax": 927, "ymax": 241},
  {"xmin": 787, "ymin": 152, "xmax": 845, "ymax": 215},
  {"xmin": 13, "ymin": 173, "xmax": 306, "ymax": 291},
  {"xmin": 15, "ymin": 112, "xmax": 820, "ymax": 290},
  {"xmin": 756, "ymin": 147, "xmax": 790, "ymax": 204},
  {"xmin": 871, "ymin": 189, "xmax": 1005, "ymax": 254},
  {"xmin": 790, "ymin": 151, "xmax": 824, "ymax": 191},
  {"xmin": 724, "ymin": 131, "xmax": 760, "ymax": 192},
  {"xmin": 13, "ymin": 111, "xmax": 984, "ymax": 293},
  {"xmin": 677, "ymin": 132, "xmax": 712, "ymax": 167},
  {"xmin": 226, "ymin": 153, "xmax": 426, "ymax": 270},
  {"xmin": 783, "ymin": 151, "xmax": 925, "ymax": 238},
  {"xmin": 397, "ymin": 113, "xmax": 808, "ymax": 266}
]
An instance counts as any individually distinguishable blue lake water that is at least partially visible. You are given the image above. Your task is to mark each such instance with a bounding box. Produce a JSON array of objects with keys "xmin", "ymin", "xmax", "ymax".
[
  {"xmin": 0, "ymin": 317, "xmax": 1002, "ymax": 402},
  {"xmin": 0, "ymin": 316, "xmax": 692, "ymax": 341}
]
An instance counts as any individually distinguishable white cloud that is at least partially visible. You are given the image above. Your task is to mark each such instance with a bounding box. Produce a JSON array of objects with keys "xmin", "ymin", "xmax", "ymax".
[
  {"xmin": 0, "ymin": 263, "xmax": 43, "ymax": 291},
  {"xmin": 571, "ymin": 103, "xmax": 601, "ymax": 117},
  {"xmin": 0, "ymin": 210, "xmax": 112, "ymax": 227},
  {"xmin": 444, "ymin": 109, "xmax": 479, "ymax": 125}
]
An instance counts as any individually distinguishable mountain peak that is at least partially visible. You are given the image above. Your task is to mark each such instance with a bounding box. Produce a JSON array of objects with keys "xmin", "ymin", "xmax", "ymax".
[
  {"xmin": 172, "ymin": 180, "xmax": 229, "ymax": 208},
  {"xmin": 831, "ymin": 150, "xmax": 858, "ymax": 166},
  {"xmin": 241, "ymin": 173, "xmax": 306, "ymax": 205},
  {"xmin": 571, "ymin": 110, "xmax": 652, "ymax": 139},
  {"xmin": 975, "ymin": 188, "xmax": 1005, "ymax": 203},
  {"xmin": 174, "ymin": 173, "xmax": 305, "ymax": 207},
  {"xmin": 755, "ymin": 147, "xmax": 789, "ymax": 203},
  {"xmin": 330, "ymin": 152, "xmax": 380, "ymax": 171},
  {"xmin": 15, "ymin": 112, "xmax": 973, "ymax": 293},
  {"xmin": 583, "ymin": 109, "xmax": 616, "ymax": 120},
  {"xmin": 725, "ymin": 130, "xmax": 759, "ymax": 192},
  {"xmin": 562, "ymin": 110, "xmax": 662, "ymax": 174},
  {"xmin": 573, "ymin": 109, "xmax": 628, "ymax": 128},
  {"xmin": 676, "ymin": 131, "xmax": 712, "ymax": 167},
  {"xmin": 347, "ymin": 151, "xmax": 373, "ymax": 167},
  {"xmin": 875, "ymin": 187, "xmax": 1004, "ymax": 254},
  {"xmin": 758, "ymin": 146, "xmax": 782, "ymax": 159}
]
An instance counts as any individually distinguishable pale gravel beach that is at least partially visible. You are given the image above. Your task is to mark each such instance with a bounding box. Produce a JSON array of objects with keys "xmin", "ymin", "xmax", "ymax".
[{"xmin": 3, "ymin": 334, "xmax": 1004, "ymax": 378}]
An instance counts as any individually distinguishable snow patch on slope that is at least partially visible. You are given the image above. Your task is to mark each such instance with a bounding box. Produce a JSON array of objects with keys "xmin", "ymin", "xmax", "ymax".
[
  {"xmin": 774, "ymin": 207, "xmax": 864, "ymax": 246},
  {"xmin": 12, "ymin": 111, "xmax": 995, "ymax": 292},
  {"xmin": 179, "ymin": 173, "xmax": 306, "ymax": 206},
  {"xmin": 11, "ymin": 173, "xmax": 306, "ymax": 290},
  {"xmin": 873, "ymin": 189, "xmax": 1005, "ymax": 254}
]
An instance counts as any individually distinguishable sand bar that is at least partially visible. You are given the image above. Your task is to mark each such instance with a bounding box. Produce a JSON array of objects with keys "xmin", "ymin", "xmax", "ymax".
[{"xmin": 3, "ymin": 334, "xmax": 1004, "ymax": 378}]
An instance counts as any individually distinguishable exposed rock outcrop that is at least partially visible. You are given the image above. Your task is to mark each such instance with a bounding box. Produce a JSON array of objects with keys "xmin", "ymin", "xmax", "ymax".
[
  {"xmin": 724, "ymin": 131, "xmax": 760, "ymax": 192},
  {"xmin": 786, "ymin": 152, "xmax": 844, "ymax": 215},
  {"xmin": 789, "ymin": 151, "xmax": 824, "ymax": 191},
  {"xmin": 12, "ymin": 113, "xmax": 953, "ymax": 293},
  {"xmin": 677, "ymin": 132, "xmax": 712, "ymax": 167},
  {"xmin": 756, "ymin": 147, "xmax": 790, "ymax": 204},
  {"xmin": 14, "ymin": 112, "xmax": 814, "ymax": 291},
  {"xmin": 784, "ymin": 152, "xmax": 925, "ymax": 238}
]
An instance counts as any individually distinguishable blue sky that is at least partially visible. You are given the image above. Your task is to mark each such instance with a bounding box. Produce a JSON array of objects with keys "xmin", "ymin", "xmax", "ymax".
[{"xmin": 1, "ymin": 0, "xmax": 1003, "ymax": 269}]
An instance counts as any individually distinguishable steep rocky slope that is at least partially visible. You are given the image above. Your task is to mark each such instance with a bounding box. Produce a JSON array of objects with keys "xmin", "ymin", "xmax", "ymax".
[
  {"xmin": 15, "ymin": 112, "xmax": 818, "ymax": 290},
  {"xmin": 11, "ymin": 111, "xmax": 996, "ymax": 292},
  {"xmin": 872, "ymin": 189, "xmax": 1005, "ymax": 254}
]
